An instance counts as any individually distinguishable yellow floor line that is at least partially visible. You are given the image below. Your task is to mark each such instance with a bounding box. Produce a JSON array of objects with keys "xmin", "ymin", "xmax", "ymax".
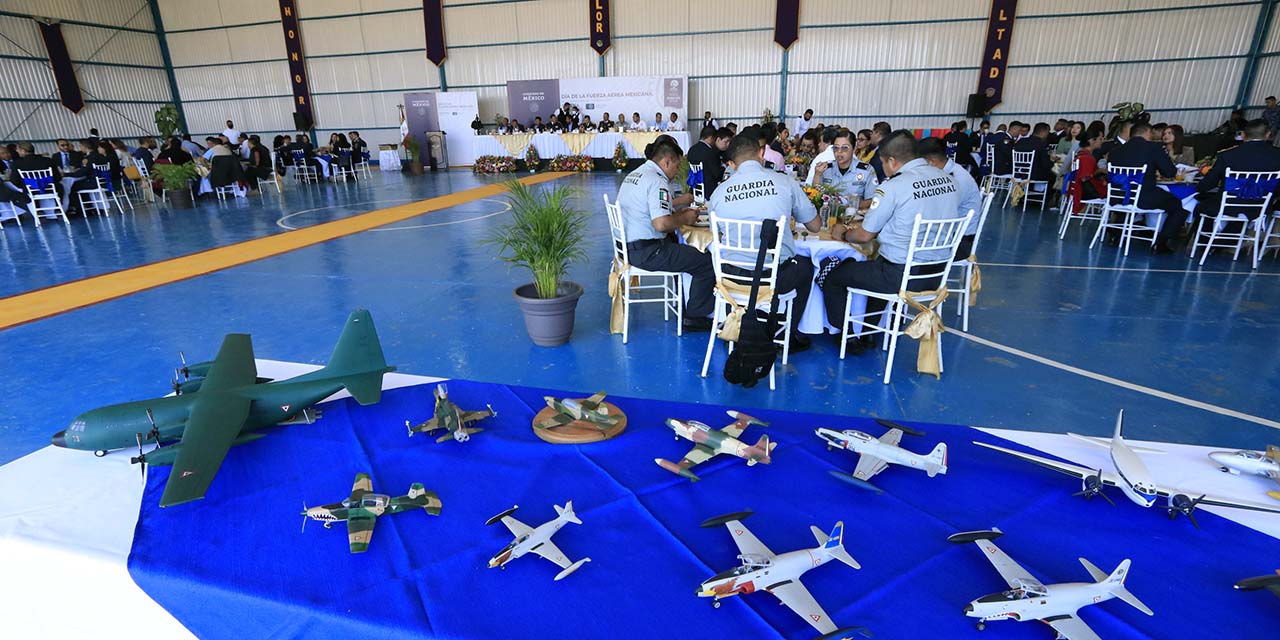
[{"xmin": 0, "ymin": 172, "xmax": 572, "ymax": 330}]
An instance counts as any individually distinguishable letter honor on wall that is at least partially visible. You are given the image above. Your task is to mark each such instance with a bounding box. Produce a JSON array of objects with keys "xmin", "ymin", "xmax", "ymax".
[
  {"xmin": 589, "ymin": 0, "xmax": 611, "ymax": 55},
  {"xmin": 977, "ymin": 0, "xmax": 1017, "ymax": 112},
  {"xmin": 278, "ymin": 0, "xmax": 313, "ymax": 124}
]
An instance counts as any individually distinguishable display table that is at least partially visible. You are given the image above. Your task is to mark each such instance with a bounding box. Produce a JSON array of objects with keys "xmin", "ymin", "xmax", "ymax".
[
  {"xmin": 378, "ymin": 149, "xmax": 402, "ymax": 171},
  {"xmin": 472, "ymin": 131, "xmax": 690, "ymax": 160}
]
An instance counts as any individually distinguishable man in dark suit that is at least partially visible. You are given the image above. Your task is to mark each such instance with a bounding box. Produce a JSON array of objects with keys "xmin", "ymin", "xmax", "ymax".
[
  {"xmin": 50, "ymin": 139, "xmax": 82, "ymax": 172},
  {"xmin": 1098, "ymin": 120, "xmax": 1132, "ymax": 160},
  {"xmin": 943, "ymin": 121, "xmax": 975, "ymax": 172},
  {"xmin": 1013, "ymin": 122, "xmax": 1055, "ymax": 182},
  {"xmin": 866, "ymin": 121, "xmax": 892, "ymax": 181},
  {"xmin": 1194, "ymin": 118, "xmax": 1280, "ymax": 225},
  {"xmin": 686, "ymin": 125, "xmax": 730, "ymax": 197},
  {"xmin": 1106, "ymin": 121, "xmax": 1185, "ymax": 253},
  {"xmin": 1046, "ymin": 118, "xmax": 1069, "ymax": 146},
  {"xmin": 989, "ymin": 124, "xmax": 1015, "ymax": 175}
]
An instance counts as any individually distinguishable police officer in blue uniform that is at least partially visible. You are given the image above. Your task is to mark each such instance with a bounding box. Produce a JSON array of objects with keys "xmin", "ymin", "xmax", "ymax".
[
  {"xmin": 816, "ymin": 129, "xmax": 878, "ymax": 211},
  {"xmin": 919, "ymin": 137, "xmax": 983, "ymax": 258},
  {"xmin": 617, "ymin": 138, "xmax": 714, "ymax": 332}
]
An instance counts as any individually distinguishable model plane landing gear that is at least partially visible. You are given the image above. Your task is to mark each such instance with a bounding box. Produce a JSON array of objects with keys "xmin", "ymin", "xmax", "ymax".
[
  {"xmin": 976, "ymin": 622, "xmax": 985, "ymax": 631},
  {"xmin": 94, "ymin": 450, "xmax": 107, "ymax": 457},
  {"xmin": 712, "ymin": 600, "xmax": 721, "ymax": 609}
]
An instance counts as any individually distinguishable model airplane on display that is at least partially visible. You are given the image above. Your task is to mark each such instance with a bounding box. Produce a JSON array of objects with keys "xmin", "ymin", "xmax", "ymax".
[
  {"xmin": 535, "ymin": 392, "xmax": 619, "ymax": 430},
  {"xmin": 948, "ymin": 528, "xmax": 1153, "ymax": 638},
  {"xmin": 302, "ymin": 472, "xmax": 442, "ymax": 553},
  {"xmin": 973, "ymin": 410, "xmax": 1280, "ymax": 527},
  {"xmin": 815, "ymin": 418, "xmax": 948, "ymax": 493},
  {"xmin": 1210, "ymin": 446, "xmax": 1280, "ymax": 500},
  {"xmin": 485, "ymin": 501, "xmax": 590, "ymax": 580},
  {"xmin": 697, "ymin": 511, "xmax": 866, "ymax": 638},
  {"xmin": 50, "ymin": 309, "xmax": 395, "ymax": 508},
  {"xmin": 655, "ymin": 411, "xmax": 773, "ymax": 481},
  {"xmin": 1236, "ymin": 570, "xmax": 1280, "ymax": 598},
  {"xmin": 406, "ymin": 384, "xmax": 496, "ymax": 443}
]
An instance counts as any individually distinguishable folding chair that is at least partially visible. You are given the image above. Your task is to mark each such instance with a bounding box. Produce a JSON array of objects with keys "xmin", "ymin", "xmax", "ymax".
[
  {"xmin": 1058, "ymin": 157, "xmax": 1105, "ymax": 239},
  {"xmin": 688, "ymin": 161, "xmax": 705, "ymax": 204},
  {"xmin": 0, "ymin": 200, "xmax": 24, "ymax": 228},
  {"xmin": 82, "ymin": 164, "xmax": 126, "ymax": 214},
  {"xmin": 1089, "ymin": 164, "xmax": 1163, "ymax": 256},
  {"xmin": 1189, "ymin": 169, "xmax": 1279, "ymax": 269},
  {"xmin": 333, "ymin": 149, "xmax": 356, "ymax": 182},
  {"xmin": 1263, "ymin": 211, "xmax": 1280, "ymax": 260},
  {"xmin": 838, "ymin": 211, "xmax": 972, "ymax": 385},
  {"xmin": 135, "ymin": 163, "xmax": 156, "ymax": 202},
  {"xmin": 603, "ymin": 194, "xmax": 683, "ymax": 344},
  {"xmin": 1005, "ymin": 150, "xmax": 1049, "ymax": 211},
  {"xmin": 291, "ymin": 150, "xmax": 318, "ymax": 183},
  {"xmin": 700, "ymin": 213, "xmax": 796, "ymax": 391},
  {"xmin": 258, "ymin": 150, "xmax": 282, "ymax": 196},
  {"xmin": 354, "ymin": 150, "xmax": 373, "ymax": 178},
  {"xmin": 18, "ymin": 168, "xmax": 69, "ymax": 227},
  {"xmin": 981, "ymin": 144, "xmax": 1013, "ymax": 195},
  {"xmin": 947, "ymin": 191, "xmax": 996, "ymax": 331}
]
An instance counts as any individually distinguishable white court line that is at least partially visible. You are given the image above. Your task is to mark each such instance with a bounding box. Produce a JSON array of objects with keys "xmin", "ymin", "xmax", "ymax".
[
  {"xmin": 980, "ymin": 262, "xmax": 1280, "ymax": 277},
  {"xmin": 949, "ymin": 328, "xmax": 1280, "ymax": 430},
  {"xmin": 276, "ymin": 198, "xmax": 510, "ymax": 232}
]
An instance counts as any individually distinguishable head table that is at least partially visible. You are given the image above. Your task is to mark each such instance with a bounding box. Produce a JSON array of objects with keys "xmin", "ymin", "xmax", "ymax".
[{"xmin": 473, "ymin": 131, "xmax": 691, "ymax": 160}]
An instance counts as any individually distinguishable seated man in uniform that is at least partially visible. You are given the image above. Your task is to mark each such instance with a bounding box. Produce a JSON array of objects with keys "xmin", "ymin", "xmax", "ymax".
[
  {"xmin": 919, "ymin": 137, "xmax": 983, "ymax": 258},
  {"xmin": 707, "ymin": 132, "xmax": 822, "ymax": 352},
  {"xmin": 815, "ymin": 128, "xmax": 878, "ymax": 213},
  {"xmin": 1194, "ymin": 118, "xmax": 1280, "ymax": 228},
  {"xmin": 616, "ymin": 138, "xmax": 715, "ymax": 332},
  {"xmin": 805, "ymin": 126, "xmax": 842, "ymax": 185},
  {"xmin": 818, "ymin": 131, "xmax": 961, "ymax": 354},
  {"xmin": 866, "ymin": 121, "xmax": 892, "ymax": 182},
  {"xmin": 1013, "ymin": 122, "xmax": 1056, "ymax": 184},
  {"xmin": 1106, "ymin": 121, "xmax": 1185, "ymax": 253},
  {"xmin": 943, "ymin": 121, "xmax": 975, "ymax": 173}
]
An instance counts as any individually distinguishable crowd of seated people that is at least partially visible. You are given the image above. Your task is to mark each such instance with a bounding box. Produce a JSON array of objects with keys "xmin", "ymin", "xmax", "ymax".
[{"xmin": 485, "ymin": 103, "xmax": 700, "ymax": 135}]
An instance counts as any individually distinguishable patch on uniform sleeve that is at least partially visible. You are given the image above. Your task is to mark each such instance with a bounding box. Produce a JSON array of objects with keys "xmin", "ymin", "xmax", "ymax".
[
  {"xmin": 658, "ymin": 187, "xmax": 670, "ymax": 211},
  {"xmin": 873, "ymin": 188, "xmax": 885, "ymax": 198},
  {"xmin": 868, "ymin": 197, "xmax": 881, "ymax": 210}
]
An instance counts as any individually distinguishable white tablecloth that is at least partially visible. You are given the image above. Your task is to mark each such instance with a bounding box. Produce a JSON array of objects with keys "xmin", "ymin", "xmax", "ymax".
[
  {"xmin": 472, "ymin": 131, "xmax": 691, "ymax": 160},
  {"xmin": 795, "ymin": 240, "xmax": 868, "ymax": 335},
  {"xmin": 378, "ymin": 150, "xmax": 401, "ymax": 171}
]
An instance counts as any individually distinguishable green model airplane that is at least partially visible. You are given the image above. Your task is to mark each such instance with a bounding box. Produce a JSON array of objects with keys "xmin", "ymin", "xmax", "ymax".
[
  {"xmin": 51, "ymin": 309, "xmax": 395, "ymax": 508},
  {"xmin": 303, "ymin": 472, "xmax": 442, "ymax": 553},
  {"xmin": 406, "ymin": 383, "xmax": 496, "ymax": 443}
]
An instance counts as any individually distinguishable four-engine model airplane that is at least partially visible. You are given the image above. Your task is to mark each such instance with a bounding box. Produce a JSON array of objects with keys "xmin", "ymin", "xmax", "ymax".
[
  {"xmin": 697, "ymin": 511, "xmax": 865, "ymax": 637},
  {"xmin": 949, "ymin": 528, "xmax": 1153, "ymax": 639},
  {"xmin": 486, "ymin": 501, "xmax": 591, "ymax": 580},
  {"xmin": 1236, "ymin": 570, "xmax": 1280, "ymax": 598},
  {"xmin": 655, "ymin": 411, "xmax": 774, "ymax": 481},
  {"xmin": 815, "ymin": 418, "xmax": 948, "ymax": 493},
  {"xmin": 302, "ymin": 472, "xmax": 442, "ymax": 553},
  {"xmin": 406, "ymin": 384, "xmax": 496, "ymax": 443},
  {"xmin": 1210, "ymin": 446, "xmax": 1280, "ymax": 501},
  {"xmin": 974, "ymin": 410, "xmax": 1280, "ymax": 527},
  {"xmin": 536, "ymin": 392, "xmax": 619, "ymax": 430},
  {"xmin": 51, "ymin": 309, "xmax": 396, "ymax": 508}
]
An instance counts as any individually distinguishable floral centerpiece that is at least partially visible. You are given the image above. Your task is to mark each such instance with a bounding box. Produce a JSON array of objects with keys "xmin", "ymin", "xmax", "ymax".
[
  {"xmin": 786, "ymin": 151, "xmax": 813, "ymax": 176},
  {"xmin": 1196, "ymin": 154, "xmax": 1215, "ymax": 176},
  {"xmin": 473, "ymin": 155, "xmax": 516, "ymax": 174},
  {"xmin": 547, "ymin": 154, "xmax": 594, "ymax": 172},
  {"xmin": 612, "ymin": 142, "xmax": 628, "ymax": 171},
  {"xmin": 524, "ymin": 144, "xmax": 541, "ymax": 172},
  {"xmin": 802, "ymin": 182, "xmax": 844, "ymax": 210}
]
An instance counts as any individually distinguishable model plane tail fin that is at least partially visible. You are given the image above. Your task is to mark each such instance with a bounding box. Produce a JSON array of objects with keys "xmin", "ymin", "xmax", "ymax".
[
  {"xmin": 1093, "ymin": 558, "xmax": 1153, "ymax": 616},
  {"xmin": 554, "ymin": 500, "xmax": 582, "ymax": 525},
  {"xmin": 817, "ymin": 521, "xmax": 860, "ymax": 569},
  {"xmin": 321, "ymin": 309, "xmax": 395, "ymax": 404},
  {"xmin": 1111, "ymin": 409, "xmax": 1126, "ymax": 442},
  {"xmin": 745, "ymin": 434, "xmax": 774, "ymax": 466},
  {"xmin": 925, "ymin": 443, "xmax": 948, "ymax": 477}
]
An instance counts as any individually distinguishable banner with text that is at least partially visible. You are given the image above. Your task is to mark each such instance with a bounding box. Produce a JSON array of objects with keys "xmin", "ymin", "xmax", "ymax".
[
  {"xmin": 976, "ymin": 0, "xmax": 1017, "ymax": 113},
  {"xmin": 404, "ymin": 91, "xmax": 479, "ymax": 166},
  {"xmin": 589, "ymin": 0, "xmax": 611, "ymax": 55},
  {"xmin": 505, "ymin": 75, "xmax": 687, "ymax": 126},
  {"xmin": 278, "ymin": 0, "xmax": 313, "ymax": 127}
]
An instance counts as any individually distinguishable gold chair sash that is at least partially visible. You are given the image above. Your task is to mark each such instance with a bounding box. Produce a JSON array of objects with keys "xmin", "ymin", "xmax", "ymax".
[
  {"xmin": 608, "ymin": 261, "xmax": 630, "ymax": 335},
  {"xmin": 715, "ymin": 280, "xmax": 775, "ymax": 343},
  {"xmin": 900, "ymin": 286, "xmax": 949, "ymax": 378},
  {"xmin": 967, "ymin": 254, "xmax": 982, "ymax": 306},
  {"xmin": 1009, "ymin": 180, "xmax": 1026, "ymax": 206}
]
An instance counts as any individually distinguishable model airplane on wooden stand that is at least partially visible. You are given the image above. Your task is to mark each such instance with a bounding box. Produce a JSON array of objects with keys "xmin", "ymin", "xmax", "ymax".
[
  {"xmin": 655, "ymin": 411, "xmax": 773, "ymax": 481},
  {"xmin": 536, "ymin": 392, "xmax": 619, "ymax": 430},
  {"xmin": 815, "ymin": 418, "xmax": 947, "ymax": 493},
  {"xmin": 51, "ymin": 309, "xmax": 395, "ymax": 507},
  {"xmin": 303, "ymin": 472, "xmax": 442, "ymax": 553},
  {"xmin": 406, "ymin": 384, "xmax": 496, "ymax": 443}
]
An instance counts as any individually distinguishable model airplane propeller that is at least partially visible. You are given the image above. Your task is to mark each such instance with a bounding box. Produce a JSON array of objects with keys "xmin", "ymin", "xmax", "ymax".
[
  {"xmin": 1070, "ymin": 470, "xmax": 1114, "ymax": 506},
  {"xmin": 697, "ymin": 510, "xmax": 866, "ymax": 637},
  {"xmin": 485, "ymin": 501, "xmax": 590, "ymax": 580},
  {"xmin": 302, "ymin": 472, "xmax": 442, "ymax": 553},
  {"xmin": 406, "ymin": 384, "xmax": 496, "ymax": 443},
  {"xmin": 655, "ymin": 411, "xmax": 772, "ymax": 481},
  {"xmin": 974, "ymin": 410, "xmax": 1280, "ymax": 526},
  {"xmin": 949, "ymin": 528, "xmax": 1153, "ymax": 638},
  {"xmin": 815, "ymin": 418, "xmax": 947, "ymax": 493}
]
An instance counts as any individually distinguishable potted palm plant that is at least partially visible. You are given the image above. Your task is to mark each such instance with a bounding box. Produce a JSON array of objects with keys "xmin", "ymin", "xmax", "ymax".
[
  {"xmin": 488, "ymin": 180, "xmax": 588, "ymax": 346},
  {"xmin": 152, "ymin": 162, "xmax": 199, "ymax": 209},
  {"xmin": 403, "ymin": 134, "xmax": 424, "ymax": 175}
]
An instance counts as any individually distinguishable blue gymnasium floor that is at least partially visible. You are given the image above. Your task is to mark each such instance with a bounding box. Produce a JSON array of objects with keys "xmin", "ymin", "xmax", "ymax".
[{"xmin": 1, "ymin": 168, "xmax": 1279, "ymax": 467}]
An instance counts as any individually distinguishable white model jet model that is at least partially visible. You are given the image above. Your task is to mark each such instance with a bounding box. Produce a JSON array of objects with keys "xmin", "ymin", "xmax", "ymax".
[
  {"xmin": 485, "ymin": 500, "xmax": 590, "ymax": 580},
  {"xmin": 815, "ymin": 418, "xmax": 947, "ymax": 493},
  {"xmin": 1210, "ymin": 446, "xmax": 1280, "ymax": 501},
  {"xmin": 974, "ymin": 410, "xmax": 1280, "ymax": 527},
  {"xmin": 655, "ymin": 411, "xmax": 774, "ymax": 481},
  {"xmin": 949, "ymin": 528, "xmax": 1153, "ymax": 639},
  {"xmin": 697, "ymin": 511, "xmax": 867, "ymax": 638}
]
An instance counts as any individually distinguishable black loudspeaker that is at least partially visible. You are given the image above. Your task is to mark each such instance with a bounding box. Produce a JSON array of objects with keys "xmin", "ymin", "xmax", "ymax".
[
  {"xmin": 966, "ymin": 93, "xmax": 986, "ymax": 119},
  {"xmin": 292, "ymin": 111, "xmax": 313, "ymax": 131}
]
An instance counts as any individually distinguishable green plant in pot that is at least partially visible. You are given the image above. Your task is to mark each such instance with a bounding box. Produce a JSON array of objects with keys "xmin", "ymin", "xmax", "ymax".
[
  {"xmin": 487, "ymin": 180, "xmax": 588, "ymax": 346},
  {"xmin": 152, "ymin": 162, "xmax": 199, "ymax": 209},
  {"xmin": 403, "ymin": 135, "xmax": 424, "ymax": 175},
  {"xmin": 153, "ymin": 103, "xmax": 182, "ymax": 138}
]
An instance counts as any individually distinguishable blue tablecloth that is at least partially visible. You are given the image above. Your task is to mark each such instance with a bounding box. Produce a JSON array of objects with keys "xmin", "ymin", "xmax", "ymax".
[{"xmin": 128, "ymin": 380, "xmax": 1280, "ymax": 639}]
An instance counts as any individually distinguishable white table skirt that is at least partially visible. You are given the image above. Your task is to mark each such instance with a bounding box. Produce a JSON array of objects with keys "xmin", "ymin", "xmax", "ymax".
[
  {"xmin": 472, "ymin": 136, "xmax": 509, "ymax": 158},
  {"xmin": 472, "ymin": 131, "xmax": 692, "ymax": 160},
  {"xmin": 794, "ymin": 240, "xmax": 868, "ymax": 335},
  {"xmin": 378, "ymin": 150, "xmax": 401, "ymax": 171}
]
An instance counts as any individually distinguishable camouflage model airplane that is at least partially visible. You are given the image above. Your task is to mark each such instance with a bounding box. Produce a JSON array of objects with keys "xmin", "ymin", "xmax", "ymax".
[
  {"xmin": 486, "ymin": 501, "xmax": 591, "ymax": 580},
  {"xmin": 302, "ymin": 472, "xmax": 441, "ymax": 553},
  {"xmin": 406, "ymin": 384, "xmax": 496, "ymax": 443},
  {"xmin": 535, "ymin": 392, "xmax": 619, "ymax": 430},
  {"xmin": 655, "ymin": 411, "xmax": 774, "ymax": 481},
  {"xmin": 50, "ymin": 309, "xmax": 395, "ymax": 507},
  {"xmin": 1236, "ymin": 570, "xmax": 1280, "ymax": 598}
]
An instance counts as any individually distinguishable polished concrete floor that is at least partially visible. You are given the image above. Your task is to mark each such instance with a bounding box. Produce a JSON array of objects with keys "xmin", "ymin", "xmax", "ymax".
[{"xmin": 1, "ymin": 169, "xmax": 1277, "ymax": 465}]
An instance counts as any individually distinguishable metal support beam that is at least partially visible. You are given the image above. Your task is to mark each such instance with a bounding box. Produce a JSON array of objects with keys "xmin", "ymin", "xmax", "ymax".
[
  {"xmin": 778, "ymin": 48, "xmax": 789, "ymax": 123},
  {"xmin": 1237, "ymin": 0, "xmax": 1277, "ymax": 109},
  {"xmin": 147, "ymin": 0, "xmax": 187, "ymax": 135},
  {"xmin": 438, "ymin": 63, "xmax": 448, "ymax": 92}
]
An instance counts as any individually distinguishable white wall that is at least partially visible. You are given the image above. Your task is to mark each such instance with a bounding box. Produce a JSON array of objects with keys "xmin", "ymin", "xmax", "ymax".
[{"xmin": 0, "ymin": 0, "xmax": 172, "ymax": 153}]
